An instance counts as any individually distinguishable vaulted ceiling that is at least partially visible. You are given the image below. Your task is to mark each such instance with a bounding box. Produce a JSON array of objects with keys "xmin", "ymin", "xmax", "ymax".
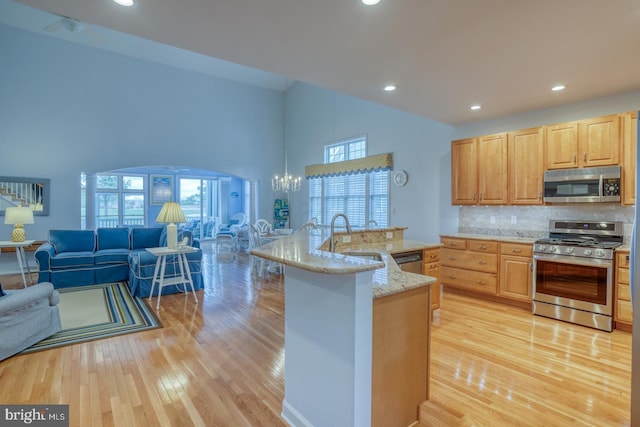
[{"xmin": 7, "ymin": 0, "xmax": 640, "ymax": 124}]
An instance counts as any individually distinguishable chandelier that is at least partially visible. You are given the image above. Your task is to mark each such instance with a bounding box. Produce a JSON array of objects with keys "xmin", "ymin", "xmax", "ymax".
[{"xmin": 272, "ymin": 152, "xmax": 301, "ymax": 192}]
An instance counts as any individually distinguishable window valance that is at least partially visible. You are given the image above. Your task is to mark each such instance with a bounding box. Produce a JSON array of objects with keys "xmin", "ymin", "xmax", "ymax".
[{"xmin": 305, "ymin": 153, "xmax": 393, "ymax": 179}]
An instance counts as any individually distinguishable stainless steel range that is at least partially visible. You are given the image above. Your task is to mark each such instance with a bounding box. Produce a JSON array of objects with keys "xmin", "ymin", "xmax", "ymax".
[{"xmin": 532, "ymin": 220, "xmax": 624, "ymax": 332}]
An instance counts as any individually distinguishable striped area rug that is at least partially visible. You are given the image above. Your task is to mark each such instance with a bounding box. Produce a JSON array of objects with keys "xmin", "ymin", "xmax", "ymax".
[{"xmin": 22, "ymin": 282, "xmax": 161, "ymax": 353}]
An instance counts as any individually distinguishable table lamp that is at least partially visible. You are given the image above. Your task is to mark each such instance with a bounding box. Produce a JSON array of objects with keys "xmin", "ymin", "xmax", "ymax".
[
  {"xmin": 5, "ymin": 206, "xmax": 35, "ymax": 242},
  {"xmin": 155, "ymin": 202, "xmax": 186, "ymax": 249}
]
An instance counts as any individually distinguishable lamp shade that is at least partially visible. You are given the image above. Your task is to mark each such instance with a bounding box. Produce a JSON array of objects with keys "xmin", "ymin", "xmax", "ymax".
[
  {"xmin": 155, "ymin": 202, "xmax": 186, "ymax": 224},
  {"xmin": 5, "ymin": 206, "xmax": 35, "ymax": 225}
]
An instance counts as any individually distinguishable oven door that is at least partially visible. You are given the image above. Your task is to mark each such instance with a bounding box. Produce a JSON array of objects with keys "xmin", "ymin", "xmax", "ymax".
[{"xmin": 533, "ymin": 254, "xmax": 613, "ymax": 316}]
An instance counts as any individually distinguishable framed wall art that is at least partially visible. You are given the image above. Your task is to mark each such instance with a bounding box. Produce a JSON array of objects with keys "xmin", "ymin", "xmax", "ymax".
[{"xmin": 150, "ymin": 175, "xmax": 173, "ymax": 205}]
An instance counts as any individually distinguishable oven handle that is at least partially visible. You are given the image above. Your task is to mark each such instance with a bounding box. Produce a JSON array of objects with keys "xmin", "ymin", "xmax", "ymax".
[{"xmin": 533, "ymin": 253, "xmax": 613, "ymax": 268}]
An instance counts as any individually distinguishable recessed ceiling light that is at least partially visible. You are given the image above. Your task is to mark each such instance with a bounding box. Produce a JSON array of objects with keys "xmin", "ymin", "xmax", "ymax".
[
  {"xmin": 113, "ymin": 0, "xmax": 135, "ymax": 6},
  {"xmin": 470, "ymin": 104, "xmax": 482, "ymax": 111},
  {"xmin": 362, "ymin": 0, "xmax": 381, "ymax": 5},
  {"xmin": 383, "ymin": 85, "xmax": 397, "ymax": 92},
  {"xmin": 551, "ymin": 84, "xmax": 566, "ymax": 92}
]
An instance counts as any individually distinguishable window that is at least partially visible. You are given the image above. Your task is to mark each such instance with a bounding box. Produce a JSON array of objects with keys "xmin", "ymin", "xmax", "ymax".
[
  {"xmin": 309, "ymin": 136, "xmax": 389, "ymax": 228},
  {"xmin": 178, "ymin": 178, "xmax": 219, "ymax": 239},
  {"xmin": 88, "ymin": 174, "xmax": 145, "ymax": 228}
]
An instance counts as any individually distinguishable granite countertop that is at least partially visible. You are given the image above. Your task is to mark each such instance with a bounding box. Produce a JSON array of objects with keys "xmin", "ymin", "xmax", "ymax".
[
  {"xmin": 250, "ymin": 229, "xmax": 437, "ymax": 298},
  {"xmin": 440, "ymin": 233, "xmax": 537, "ymax": 245}
]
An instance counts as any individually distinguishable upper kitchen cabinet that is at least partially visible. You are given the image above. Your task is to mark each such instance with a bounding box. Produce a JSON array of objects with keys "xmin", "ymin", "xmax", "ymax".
[
  {"xmin": 622, "ymin": 111, "xmax": 637, "ymax": 206},
  {"xmin": 508, "ymin": 127, "xmax": 544, "ymax": 205},
  {"xmin": 545, "ymin": 115, "xmax": 620, "ymax": 170},
  {"xmin": 579, "ymin": 115, "xmax": 620, "ymax": 167},
  {"xmin": 451, "ymin": 138, "xmax": 478, "ymax": 205},
  {"xmin": 477, "ymin": 133, "xmax": 508, "ymax": 204},
  {"xmin": 545, "ymin": 121, "xmax": 579, "ymax": 169},
  {"xmin": 451, "ymin": 134, "xmax": 508, "ymax": 205}
]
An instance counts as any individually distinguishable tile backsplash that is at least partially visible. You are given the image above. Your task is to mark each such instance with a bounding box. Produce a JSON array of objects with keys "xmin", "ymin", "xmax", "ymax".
[{"xmin": 458, "ymin": 205, "xmax": 635, "ymax": 243}]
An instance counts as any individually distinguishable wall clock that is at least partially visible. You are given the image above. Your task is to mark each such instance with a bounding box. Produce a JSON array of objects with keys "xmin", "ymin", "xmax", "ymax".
[{"xmin": 393, "ymin": 170, "xmax": 408, "ymax": 187}]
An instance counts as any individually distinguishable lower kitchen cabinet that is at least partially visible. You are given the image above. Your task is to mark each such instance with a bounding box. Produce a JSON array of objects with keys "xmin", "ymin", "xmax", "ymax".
[
  {"xmin": 441, "ymin": 238, "xmax": 498, "ymax": 295},
  {"xmin": 423, "ymin": 247, "xmax": 441, "ymax": 311},
  {"xmin": 440, "ymin": 236, "xmax": 534, "ymax": 308},
  {"xmin": 615, "ymin": 251, "xmax": 632, "ymax": 332},
  {"xmin": 499, "ymin": 243, "xmax": 533, "ymax": 302}
]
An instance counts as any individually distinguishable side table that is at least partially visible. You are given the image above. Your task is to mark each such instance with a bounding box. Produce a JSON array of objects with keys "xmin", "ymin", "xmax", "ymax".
[
  {"xmin": 0, "ymin": 240, "xmax": 35, "ymax": 287},
  {"xmin": 146, "ymin": 246, "xmax": 199, "ymax": 309}
]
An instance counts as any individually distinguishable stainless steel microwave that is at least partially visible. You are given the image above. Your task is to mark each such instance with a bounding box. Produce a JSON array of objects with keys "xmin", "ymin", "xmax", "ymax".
[{"xmin": 543, "ymin": 166, "xmax": 621, "ymax": 203}]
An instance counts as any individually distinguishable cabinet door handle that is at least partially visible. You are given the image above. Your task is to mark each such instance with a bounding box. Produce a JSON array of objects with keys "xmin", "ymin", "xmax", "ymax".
[
  {"xmin": 477, "ymin": 280, "xmax": 486, "ymax": 285},
  {"xmin": 448, "ymin": 256, "xmax": 457, "ymax": 261},
  {"xmin": 448, "ymin": 275, "xmax": 456, "ymax": 280},
  {"xmin": 511, "ymin": 249, "xmax": 522, "ymax": 253},
  {"xmin": 448, "ymin": 242, "xmax": 457, "ymax": 247},
  {"xmin": 529, "ymin": 262, "xmax": 533, "ymax": 271},
  {"xmin": 430, "ymin": 254, "xmax": 437, "ymax": 259},
  {"xmin": 479, "ymin": 192, "xmax": 483, "ymax": 201},
  {"xmin": 538, "ymin": 192, "xmax": 542, "ymax": 200},
  {"xmin": 573, "ymin": 154, "xmax": 577, "ymax": 164},
  {"xmin": 478, "ymin": 260, "xmax": 487, "ymax": 265},
  {"xmin": 472, "ymin": 192, "xmax": 476, "ymax": 201},
  {"xmin": 479, "ymin": 245, "xmax": 487, "ymax": 249},
  {"xmin": 583, "ymin": 153, "xmax": 587, "ymax": 162}
]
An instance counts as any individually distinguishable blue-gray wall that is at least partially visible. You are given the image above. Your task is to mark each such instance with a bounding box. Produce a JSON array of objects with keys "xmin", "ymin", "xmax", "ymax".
[
  {"xmin": 284, "ymin": 82, "xmax": 457, "ymax": 242},
  {"xmin": 0, "ymin": 24, "xmax": 283, "ymax": 240}
]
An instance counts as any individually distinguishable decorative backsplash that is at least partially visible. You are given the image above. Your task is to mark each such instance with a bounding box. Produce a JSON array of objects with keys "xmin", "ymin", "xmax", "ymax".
[{"xmin": 458, "ymin": 205, "xmax": 635, "ymax": 243}]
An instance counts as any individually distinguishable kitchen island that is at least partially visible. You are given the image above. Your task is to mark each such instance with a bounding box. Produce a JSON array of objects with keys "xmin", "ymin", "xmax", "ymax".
[{"xmin": 251, "ymin": 227, "xmax": 436, "ymax": 427}]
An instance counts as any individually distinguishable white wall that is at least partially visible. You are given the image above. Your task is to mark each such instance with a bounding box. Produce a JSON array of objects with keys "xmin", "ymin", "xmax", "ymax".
[
  {"xmin": 284, "ymin": 82, "xmax": 457, "ymax": 242},
  {"xmin": 454, "ymin": 90, "xmax": 640, "ymax": 139},
  {"xmin": 0, "ymin": 24, "xmax": 284, "ymax": 240}
]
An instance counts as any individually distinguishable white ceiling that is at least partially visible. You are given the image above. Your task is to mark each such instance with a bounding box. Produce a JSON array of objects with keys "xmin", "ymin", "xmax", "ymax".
[{"xmin": 5, "ymin": 0, "xmax": 640, "ymax": 125}]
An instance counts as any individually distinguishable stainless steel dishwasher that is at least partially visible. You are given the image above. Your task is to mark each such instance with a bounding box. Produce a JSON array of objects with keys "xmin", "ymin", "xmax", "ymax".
[{"xmin": 391, "ymin": 250, "xmax": 423, "ymax": 274}]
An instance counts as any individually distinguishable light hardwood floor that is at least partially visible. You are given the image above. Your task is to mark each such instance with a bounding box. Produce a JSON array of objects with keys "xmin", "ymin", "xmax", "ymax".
[{"xmin": 0, "ymin": 242, "xmax": 632, "ymax": 426}]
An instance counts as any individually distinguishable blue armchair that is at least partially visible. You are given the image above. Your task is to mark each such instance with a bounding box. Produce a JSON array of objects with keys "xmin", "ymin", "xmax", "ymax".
[{"xmin": 0, "ymin": 282, "xmax": 61, "ymax": 361}]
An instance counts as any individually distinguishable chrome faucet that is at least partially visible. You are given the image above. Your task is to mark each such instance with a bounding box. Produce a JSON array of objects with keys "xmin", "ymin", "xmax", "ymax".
[{"xmin": 330, "ymin": 213, "xmax": 352, "ymax": 252}]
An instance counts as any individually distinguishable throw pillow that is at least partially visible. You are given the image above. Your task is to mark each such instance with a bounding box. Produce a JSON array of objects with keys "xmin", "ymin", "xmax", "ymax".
[{"xmin": 0, "ymin": 282, "xmax": 6, "ymax": 297}]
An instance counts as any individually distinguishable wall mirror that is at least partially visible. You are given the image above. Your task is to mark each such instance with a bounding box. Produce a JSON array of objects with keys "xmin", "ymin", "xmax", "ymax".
[{"xmin": 0, "ymin": 176, "xmax": 50, "ymax": 216}]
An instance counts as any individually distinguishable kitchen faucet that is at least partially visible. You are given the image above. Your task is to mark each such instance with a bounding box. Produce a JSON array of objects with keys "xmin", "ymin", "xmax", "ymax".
[{"xmin": 330, "ymin": 213, "xmax": 352, "ymax": 252}]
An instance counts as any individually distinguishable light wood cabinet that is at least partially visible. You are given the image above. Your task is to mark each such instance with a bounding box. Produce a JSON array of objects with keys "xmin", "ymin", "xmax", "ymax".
[
  {"xmin": 372, "ymin": 286, "xmax": 429, "ymax": 427},
  {"xmin": 615, "ymin": 251, "xmax": 632, "ymax": 332},
  {"xmin": 441, "ymin": 238, "xmax": 498, "ymax": 295},
  {"xmin": 545, "ymin": 115, "xmax": 620, "ymax": 170},
  {"xmin": 499, "ymin": 243, "xmax": 533, "ymax": 302},
  {"xmin": 423, "ymin": 248, "xmax": 440, "ymax": 311},
  {"xmin": 508, "ymin": 127, "xmax": 544, "ymax": 205},
  {"xmin": 441, "ymin": 237, "xmax": 534, "ymax": 307},
  {"xmin": 545, "ymin": 121, "xmax": 579, "ymax": 169},
  {"xmin": 451, "ymin": 138, "xmax": 477, "ymax": 205},
  {"xmin": 451, "ymin": 134, "xmax": 507, "ymax": 205},
  {"xmin": 477, "ymin": 133, "xmax": 508, "ymax": 204},
  {"xmin": 579, "ymin": 115, "xmax": 620, "ymax": 167},
  {"xmin": 622, "ymin": 112, "xmax": 637, "ymax": 206}
]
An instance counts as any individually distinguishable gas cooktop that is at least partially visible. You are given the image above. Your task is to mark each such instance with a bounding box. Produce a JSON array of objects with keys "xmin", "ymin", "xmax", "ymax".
[{"xmin": 533, "ymin": 220, "xmax": 624, "ymax": 260}]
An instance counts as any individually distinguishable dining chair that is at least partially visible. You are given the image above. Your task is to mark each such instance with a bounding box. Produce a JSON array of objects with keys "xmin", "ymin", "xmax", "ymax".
[
  {"xmin": 248, "ymin": 223, "xmax": 268, "ymax": 277},
  {"xmin": 254, "ymin": 219, "xmax": 272, "ymax": 235},
  {"xmin": 298, "ymin": 221, "xmax": 317, "ymax": 231}
]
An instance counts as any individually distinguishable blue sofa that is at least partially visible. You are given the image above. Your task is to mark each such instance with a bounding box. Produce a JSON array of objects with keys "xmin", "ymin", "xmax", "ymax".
[{"xmin": 35, "ymin": 227, "xmax": 203, "ymax": 297}]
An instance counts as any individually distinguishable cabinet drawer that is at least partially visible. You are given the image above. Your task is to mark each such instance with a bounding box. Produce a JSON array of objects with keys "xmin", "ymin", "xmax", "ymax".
[
  {"xmin": 616, "ymin": 299, "xmax": 633, "ymax": 323},
  {"xmin": 423, "ymin": 248, "xmax": 440, "ymax": 262},
  {"xmin": 423, "ymin": 262, "xmax": 439, "ymax": 275},
  {"xmin": 618, "ymin": 267, "xmax": 629, "ymax": 285},
  {"xmin": 441, "ymin": 248, "xmax": 498, "ymax": 273},
  {"xmin": 441, "ymin": 237, "xmax": 466, "ymax": 250},
  {"xmin": 500, "ymin": 242, "xmax": 533, "ymax": 257},
  {"xmin": 617, "ymin": 251, "xmax": 630, "ymax": 268},
  {"xmin": 467, "ymin": 240, "xmax": 498, "ymax": 253},
  {"xmin": 618, "ymin": 282, "xmax": 631, "ymax": 301},
  {"xmin": 441, "ymin": 266, "xmax": 497, "ymax": 294}
]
